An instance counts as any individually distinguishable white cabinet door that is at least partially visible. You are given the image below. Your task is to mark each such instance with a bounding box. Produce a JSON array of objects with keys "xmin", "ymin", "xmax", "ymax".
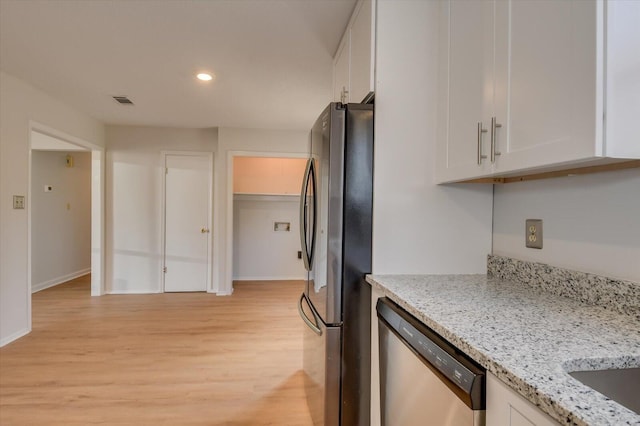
[
  {"xmin": 437, "ymin": 0, "xmax": 495, "ymax": 182},
  {"xmin": 604, "ymin": 0, "xmax": 640, "ymax": 158},
  {"xmin": 486, "ymin": 373, "xmax": 559, "ymax": 426},
  {"xmin": 370, "ymin": 286, "xmax": 384, "ymax": 426},
  {"xmin": 333, "ymin": 0, "xmax": 375, "ymax": 104},
  {"xmin": 495, "ymin": 0, "xmax": 600, "ymax": 173},
  {"xmin": 333, "ymin": 37, "xmax": 350, "ymax": 103},
  {"xmin": 349, "ymin": 0, "xmax": 373, "ymax": 103},
  {"xmin": 437, "ymin": 0, "xmax": 639, "ymax": 183}
]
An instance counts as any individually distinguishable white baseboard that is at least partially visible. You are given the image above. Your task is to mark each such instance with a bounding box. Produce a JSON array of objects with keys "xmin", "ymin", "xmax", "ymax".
[
  {"xmin": 0, "ymin": 327, "xmax": 31, "ymax": 348},
  {"xmin": 233, "ymin": 276, "xmax": 305, "ymax": 281},
  {"xmin": 107, "ymin": 289, "xmax": 162, "ymax": 294},
  {"xmin": 32, "ymin": 268, "xmax": 91, "ymax": 293}
]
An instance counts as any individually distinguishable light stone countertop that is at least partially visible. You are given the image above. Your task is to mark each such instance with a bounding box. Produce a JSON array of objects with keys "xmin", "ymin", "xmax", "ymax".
[{"xmin": 366, "ymin": 274, "xmax": 640, "ymax": 426}]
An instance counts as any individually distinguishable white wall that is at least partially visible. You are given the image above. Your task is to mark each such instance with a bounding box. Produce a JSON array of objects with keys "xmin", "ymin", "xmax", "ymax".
[
  {"xmin": 216, "ymin": 128, "xmax": 309, "ymax": 294},
  {"xmin": 32, "ymin": 131, "xmax": 89, "ymax": 151},
  {"xmin": 233, "ymin": 195, "xmax": 305, "ymax": 280},
  {"xmin": 31, "ymin": 151, "xmax": 92, "ymax": 291},
  {"xmin": 0, "ymin": 71, "xmax": 105, "ymax": 347},
  {"xmin": 493, "ymin": 168, "xmax": 640, "ymax": 282},
  {"xmin": 372, "ymin": 1, "xmax": 493, "ymax": 275},
  {"xmin": 105, "ymin": 126, "xmax": 217, "ymax": 293}
]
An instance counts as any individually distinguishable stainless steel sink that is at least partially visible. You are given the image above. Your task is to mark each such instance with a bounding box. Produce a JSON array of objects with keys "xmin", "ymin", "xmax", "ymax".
[{"xmin": 569, "ymin": 368, "xmax": 640, "ymax": 415}]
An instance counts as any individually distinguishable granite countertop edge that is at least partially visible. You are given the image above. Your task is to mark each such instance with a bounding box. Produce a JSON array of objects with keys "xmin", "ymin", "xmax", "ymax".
[{"xmin": 366, "ymin": 273, "xmax": 640, "ymax": 426}]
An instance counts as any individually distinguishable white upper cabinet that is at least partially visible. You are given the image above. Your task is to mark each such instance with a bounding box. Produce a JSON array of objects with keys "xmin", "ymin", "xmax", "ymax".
[
  {"xmin": 605, "ymin": 0, "xmax": 640, "ymax": 158},
  {"xmin": 348, "ymin": 0, "xmax": 374, "ymax": 103},
  {"xmin": 333, "ymin": 0, "xmax": 375, "ymax": 104},
  {"xmin": 437, "ymin": 0, "xmax": 495, "ymax": 181},
  {"xmin": 437, "ymin": 0, "xmax": 640, "ymax": 183},
  {"xmin": 496, "ymin": 0, "xmax": 598, "ymax": 173},
  {"xmin": 334, "ymin": 37, "xmax": 351, "ymax": 103}
]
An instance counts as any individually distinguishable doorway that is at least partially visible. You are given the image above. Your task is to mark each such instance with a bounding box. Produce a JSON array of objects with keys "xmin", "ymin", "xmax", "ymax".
[
  {"xmin": 229, "ymin": 154, "xmax": 308, "ymax": 290},
  {"xmin": 162, "ymin": 152, "xmax": 213, "ymax": 292},
  {"xmin": 28, "ymin": 124, "xmax": 105, "ymax": 329},
  {"xmin": 30, "ymin": 143, "xmax": 91, "ymax": 292}
]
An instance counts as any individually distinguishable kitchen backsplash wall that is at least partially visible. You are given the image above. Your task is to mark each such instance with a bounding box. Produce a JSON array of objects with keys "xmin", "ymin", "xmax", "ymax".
[
  {"xmin": 492, "ymin": 167, "xmax": 640, "ymax": 283},
  {"xmin": 488, "ymin": 255, "xmax": 640, "ymax": 317}
]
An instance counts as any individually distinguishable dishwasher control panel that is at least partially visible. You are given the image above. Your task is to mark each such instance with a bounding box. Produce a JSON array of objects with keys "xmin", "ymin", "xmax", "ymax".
[
  {"xmin": 398, "ymin": 319, "xmax": 477, "ymax": 393},
  {"xmin": 377, "ymin": 297, "xmax": 486, "ymax": 410}
]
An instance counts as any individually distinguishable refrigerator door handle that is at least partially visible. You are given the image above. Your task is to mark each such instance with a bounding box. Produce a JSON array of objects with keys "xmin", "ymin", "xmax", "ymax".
[
  {"xmin": 308, "ymin": 159, "xmax": 317, "ymax": 268},
  {"xmin": 299, "ymin": 158, "xmax": 311, "ymax": 271},
  {"xmin": 299, "ymin": 158, "xmax": 317, "ymax": 271},
  {"xmin": 298, "ymin": 293, "xmax": 322, "ymax": 336}
]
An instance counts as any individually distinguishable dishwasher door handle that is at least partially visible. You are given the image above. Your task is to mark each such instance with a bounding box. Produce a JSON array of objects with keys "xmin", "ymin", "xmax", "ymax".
[{"xmin": 298, "ymin": 293, "xmax": 322, "ymax": 336}]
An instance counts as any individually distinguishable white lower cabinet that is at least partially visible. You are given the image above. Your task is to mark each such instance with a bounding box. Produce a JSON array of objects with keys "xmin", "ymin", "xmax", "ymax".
[
  {"xmin": 370, "ymin": 287, "xmax": 384, "ymax": 426},
  {"xmin": 486, "ymin": 373, "xmax": 559, "ymax": 426}
]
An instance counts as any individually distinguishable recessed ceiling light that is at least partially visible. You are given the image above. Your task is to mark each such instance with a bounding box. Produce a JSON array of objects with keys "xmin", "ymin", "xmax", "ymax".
[{"xmin": 197, "ymin": 73, "xmax": 213, "ymax": 81}]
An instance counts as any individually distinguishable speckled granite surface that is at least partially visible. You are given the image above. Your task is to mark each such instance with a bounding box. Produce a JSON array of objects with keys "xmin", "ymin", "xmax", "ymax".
[
  {"xmin": 366, "ymin": 273, "xmax": 640, "ymax": 426},
  {"xmin": 488, "ymin": 255, "xmax": 640, "ymax": 318}
]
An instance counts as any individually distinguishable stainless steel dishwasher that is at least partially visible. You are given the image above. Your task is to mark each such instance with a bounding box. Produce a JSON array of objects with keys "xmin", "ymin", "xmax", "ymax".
[{"xmin": 377, "ymin": 298, "xmax": 486, "ymax": 426}]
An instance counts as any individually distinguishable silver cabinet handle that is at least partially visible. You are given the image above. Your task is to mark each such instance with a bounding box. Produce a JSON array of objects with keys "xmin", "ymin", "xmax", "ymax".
[
  {"xmin": 477, "ymin": 122, "xmax": 488, "ymax": 165},
  {"xmin": 298, "ymin": 293, "xmax": 322, "ymax": 336},
  {"xmin": 340, "ymin": 86, "xmax": 349, "ymax": 104},
  {"xmin": 200, "ymin": 228, "xmax": 210, "ymax": 233},
  {"xmin": 491, "ymin": 117, "xmax": 502, "ymax": 163}
]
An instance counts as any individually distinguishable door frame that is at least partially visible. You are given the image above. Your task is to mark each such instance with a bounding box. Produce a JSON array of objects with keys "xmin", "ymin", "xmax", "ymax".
[
  {"xmin": 161, "ymin": 151, "xmax": 215, "ymax": 293},
  {"xmin": 225, "ymin": 151, "xmax": 308, "ymax": 295},
  {"xmin": 27, "ymin": 121, "xmax": 106, "ymax": 327}
]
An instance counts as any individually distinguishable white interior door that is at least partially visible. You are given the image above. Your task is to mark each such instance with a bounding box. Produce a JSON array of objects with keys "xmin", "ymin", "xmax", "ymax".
[{"xmin": 164, "ymin": 153, "xmax": 212, "ymax": 292}]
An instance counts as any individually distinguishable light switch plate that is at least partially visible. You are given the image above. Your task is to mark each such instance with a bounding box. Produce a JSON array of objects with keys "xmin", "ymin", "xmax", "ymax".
[
  {"xmin": 526, "ymin": 219, "xmax": 543, "ymax": 249},
  {"xmin": 13, "ymin": 195, "xmax": 25, "ymax": 209}
]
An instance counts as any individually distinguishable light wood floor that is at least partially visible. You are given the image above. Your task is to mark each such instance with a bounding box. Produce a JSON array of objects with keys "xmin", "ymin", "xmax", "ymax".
[{"xmin": 0, "ymin": 276, "xmax": 313, "ymax": 425}]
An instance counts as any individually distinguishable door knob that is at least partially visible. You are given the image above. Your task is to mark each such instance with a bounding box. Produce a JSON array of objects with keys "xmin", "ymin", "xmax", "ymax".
[{"xmin": 201, "ymin": 228, "xmax": 210, "ymax": 233}]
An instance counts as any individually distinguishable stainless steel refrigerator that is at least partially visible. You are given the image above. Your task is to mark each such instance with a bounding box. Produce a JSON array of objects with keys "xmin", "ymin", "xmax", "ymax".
[{"xmin": 297, "ymin": 102, "xmax": 373, "ymax": 426}]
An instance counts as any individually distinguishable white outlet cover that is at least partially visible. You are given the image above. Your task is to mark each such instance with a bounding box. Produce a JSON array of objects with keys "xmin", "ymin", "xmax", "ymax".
[
  {"xmin": 525, "ymin": 219, "xmax": 543, "ymax": 249},
  {"xmin": 13, "ymin": 195, "xmax": 25, "ymax": 209}
]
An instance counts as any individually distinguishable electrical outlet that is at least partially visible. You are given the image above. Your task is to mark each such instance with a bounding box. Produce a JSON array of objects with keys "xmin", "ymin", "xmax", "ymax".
[
  {"xmin": 297, "ymin": 251, "xmax": 302, "ymax": 259},
  {"xmin": 526, "ymin": 219, "xmax": 543, "ymax": 249},
  {"xmin": 13, "ymin": 195, "xmax": 25, "ymax": 209}
]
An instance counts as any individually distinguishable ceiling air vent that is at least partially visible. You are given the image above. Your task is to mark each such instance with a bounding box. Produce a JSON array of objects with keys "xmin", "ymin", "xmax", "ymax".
[{"xmin": 112, "ymin": 96, "xmax": 134, "ymax": 105}]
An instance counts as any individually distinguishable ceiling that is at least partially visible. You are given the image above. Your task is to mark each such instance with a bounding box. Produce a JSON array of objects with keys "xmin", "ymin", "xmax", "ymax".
[{"xmin": 0, "ymin": 0, "xmax": 356, "ymax": 130}]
